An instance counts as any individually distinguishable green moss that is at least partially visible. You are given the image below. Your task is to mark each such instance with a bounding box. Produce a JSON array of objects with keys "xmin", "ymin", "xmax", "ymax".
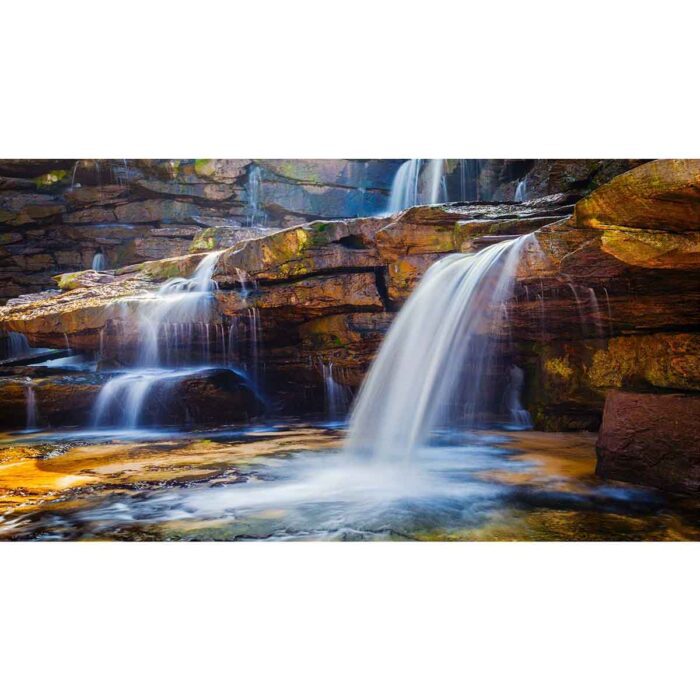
[
  {"xmin": 34, "ymin": 169, "xmax": 69, "ymax": 188},
  {"xmin": 194, "ymin": 159, "xmax": 213, "ymax": 177}
]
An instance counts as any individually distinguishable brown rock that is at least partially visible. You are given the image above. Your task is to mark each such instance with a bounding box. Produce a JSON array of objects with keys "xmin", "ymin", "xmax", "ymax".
[
  {"xmin": 596, "ymin": 390, "xmax": 700, "ymax": 494},
  {"xmin": 574, "ymin": 159, "xmax": 700, "ymax": 232}
]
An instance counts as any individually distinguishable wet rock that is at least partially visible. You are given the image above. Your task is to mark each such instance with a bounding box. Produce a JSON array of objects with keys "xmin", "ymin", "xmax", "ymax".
[{"xmin": 596, "ymin": 390, "xmax": 700, "ymax": 494}]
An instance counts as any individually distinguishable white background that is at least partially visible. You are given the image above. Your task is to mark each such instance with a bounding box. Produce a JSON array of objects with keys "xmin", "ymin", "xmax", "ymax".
[{"xmin": 2, "ymin": 1, "xmax": 699, "ymax": 698}]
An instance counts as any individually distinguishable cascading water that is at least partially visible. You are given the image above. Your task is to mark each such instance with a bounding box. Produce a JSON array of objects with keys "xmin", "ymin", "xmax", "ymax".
[
  {"xmin": 92, "ymin": 252, "xmax": 106, "ymax": 271},
  {"xmin": 386, "ymin": 159, "xmax": 448, "ymax": 213},
  {"xmin": 321, "ymin": 361, "xmax": 351, "ymax": 421},
  {"xmin": 24, "ymin": 379, "xmax": 38, "ymax": 431},
  {"xmin": 246, "ymin": 165, "xmax": 267, "ymax": 227},
  {"xmin": 514, "ymin": 177, "xmax": 528, "ymax": 202},
  {"xmin": 346, "ymin": 234, "xmax": 533, "ymax": 462},
  {"xmin": 92, "ymin": 251, "xmax": 241, "ymax": 429}
]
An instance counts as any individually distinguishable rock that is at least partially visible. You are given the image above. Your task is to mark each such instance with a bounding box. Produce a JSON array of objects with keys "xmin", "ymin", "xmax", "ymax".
[
  {"xmin": 255, "ymin": 159, "xmax": 400, "ymax": 191},
  {"xmin": 0, "ymin": 192, "xmax": 65, "ymax": 225},
  {"xmin": 113, "ymin": 199, "xmax": 213, "ymax": 224},
  {"xmin": 254, "ymin": 179, "xmax": 388, "ymax": 220},
  {"xmin": 64, "ymin": 185, "xmax": 128, "ymax": 207},
  {"xmin": 189, "ymin": 226, "xmax": 278, "ymax": 253},
  {"xmin": 193, "ymin": 159, "xmax": 251, "ymax": 182},
  {"xmin": 63, "ymin": 207, "xmax": 117, "ymax": 224},
  {"xmin": 574, "ymin": 159, "xmax": 700, "ymax": 232},
  {"xmin": 134, "ymin": 179, "xmax": 240, "ymax": 201},
  {"xmin": 588, "ymin": 333, "xmax": 700, "ymax": 392},
  {"xmin": 596, "ymin": 390, "xmax": 700, "ymax": 494},
  {"xmin": 251, "ymin": 272, "xmax": 384, "ymax": 323}
]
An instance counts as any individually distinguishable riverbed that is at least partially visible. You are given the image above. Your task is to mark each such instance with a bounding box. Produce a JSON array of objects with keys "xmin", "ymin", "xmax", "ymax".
[{"xmin": 1, "ymin": 424, "xmax": 699, "ymax": 541}]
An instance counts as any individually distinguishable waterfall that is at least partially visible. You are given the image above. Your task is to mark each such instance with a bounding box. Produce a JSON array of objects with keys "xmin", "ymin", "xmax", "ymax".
[
  {"xmin": 346, "ymin": 235, "xmax": 532, "ymax": 462},
  {"xmin": 386, "ymin": 159, "xmax": 448, "ymax": 213},
  {"xmin": 514, "ymin": 177, "xmax": 528, "ymax": 202},
  {"xmin": 459, "ymin": 159, "xmax": 484, "ymax": 200},
  {"xmin": 504, "ymin": 364, "xmax": 532, "ymax": 428},
  {"xmin": 424, "ymin": 159, "xmax": 447, "ymax": 204},
  {"xmin": 24, "ymin": 379, "xmax": 38, "ymax": 431},
  {"xmin": 321, "ymin": 361, "xmax": 351, "ymax": 421},
  {"xmin": 92, "ymin": 252, "xmax": 106, "ymax": 271},
  {"xmin": 246, "ymin": 165, "xmax": 267, "ymax": 227},
  {"xmin": 2, "ymin": 331, "xmax": 31, "ymax": 360},
  {"xmin": 92, "ymin": 251, "xmax": 241, "ymax": 429}
]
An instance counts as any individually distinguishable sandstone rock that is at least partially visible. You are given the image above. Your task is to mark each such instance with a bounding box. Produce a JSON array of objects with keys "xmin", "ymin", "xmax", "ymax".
[
  {"xmin": 64, "ymin": 185, "xmax": 128, "ymax": 207},
  {"xmin": 574, "ymin": 159, "xmax": 700, "ymax": 232},
  {"xmin": 189, "ymin": 226, "xmax": 278, "ymax": 253},
  {"xmin": 587, "ymin": 333, "xmax": 700, "ymax": 392},
  {"xmin": 193, "ymin": 159, "xmax": 251, "ymax": 182},
  {"xmin": 216, "ymin": 218, "xmax": 385, "ymax": 284},
  {"xmin": 0, "ymin": 192, "xmax": 65, "ymax": 225},
  {"xmin": 596, "ymin": 390, "xmax": 700, "ymax": 494},
  {"xmin": 113, "ymin": 199, "xmax": 210, "ymax": 224},
  {"xmin": 255, "ymin": 159, "xmax": 399, "ymax": 191},
  {"xmin": 251, "ymin": 272, "xmax": 384, "ymax": 323},
  {"xmin": 134, "ymin": 179, "xmax": 239, "ymax": 201},
  {"xmin": 63, "ymin": 206, "xmax": 117, "ymax": 224}
]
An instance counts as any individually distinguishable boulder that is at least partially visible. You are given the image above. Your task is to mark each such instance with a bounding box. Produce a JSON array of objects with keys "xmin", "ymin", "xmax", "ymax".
[{"xmin": 596, "ymin": 390, "xmax": 700, "ymax": 494}]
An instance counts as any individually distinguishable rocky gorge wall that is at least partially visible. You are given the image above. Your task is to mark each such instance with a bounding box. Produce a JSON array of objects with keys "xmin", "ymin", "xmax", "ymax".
[{"xmin": 1, "ymin": 158, "xmax": 696, "ymax": 494}]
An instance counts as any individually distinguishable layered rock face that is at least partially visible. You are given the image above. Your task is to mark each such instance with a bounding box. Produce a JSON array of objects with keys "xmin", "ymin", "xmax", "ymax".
[
  {"xmin": 0, "ymin": 159, "xmax": 642, "ymax": 303},
  {"xmin": 0, "ymin": 195, "xmax": 575, "ymax": 417},
  {"xmin": 503, "ymin": 159, "xmax": 700, "ymax": 437},
  {"xmin": 0, "ymin": 159, "xmax": 402, "ymax": 302}
]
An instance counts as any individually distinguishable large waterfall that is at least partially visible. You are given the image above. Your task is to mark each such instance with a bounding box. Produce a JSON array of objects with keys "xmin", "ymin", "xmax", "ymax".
[{"xmin": 346, "ymin": 234, "xmax": 532, "ymax": 461}]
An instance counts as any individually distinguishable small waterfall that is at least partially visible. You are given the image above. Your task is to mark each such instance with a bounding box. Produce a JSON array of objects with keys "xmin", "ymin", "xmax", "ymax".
[
  {"xmin": 346, "ymin": 235, "xmax": 532, "ymax": 462},
  {"xmin": 459, "ymin": 159, "xmax": 484, "ymax": 200},
  {"xmin": 93, "ymin": 251, "xmax": 233, "ymax": 429},
  {"xmin": 247, "ymin": 308, "xmax": 261, "ymax": 384},
  {"xmin": 386, "ymin": 159, "xmax": 448, "ymax": 213},
  {"xmin": 321, "ymin": 361, "xmax": 351, "ymax": 421},
  {"xmin": 514, "ymin": 177, "xmax": 528, "ymax": 202},
  {"xmin": 246, "ymin": 165, "xmax": 267, "ymax": 227},
  {"xmin": 586, "ymin": 287, "xmax": 605, "ymax": 338},
  {"xmin": 504, "ymin": 365, "xmax": 532, "ymax": 428},
  {"xmin": 92, "ymin": 252, "xmax": 106, "ymax": 271},
  {"xmin": 424, "ymin": 159, "xmax": 447, "ymax": 204},
  {"xmin": 2, "ymin": 331, "xmax": 31, "ymax": 360},
  {"xmin": 24, "ymin": 379, "xmax": 38, "ymax": 431}
]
